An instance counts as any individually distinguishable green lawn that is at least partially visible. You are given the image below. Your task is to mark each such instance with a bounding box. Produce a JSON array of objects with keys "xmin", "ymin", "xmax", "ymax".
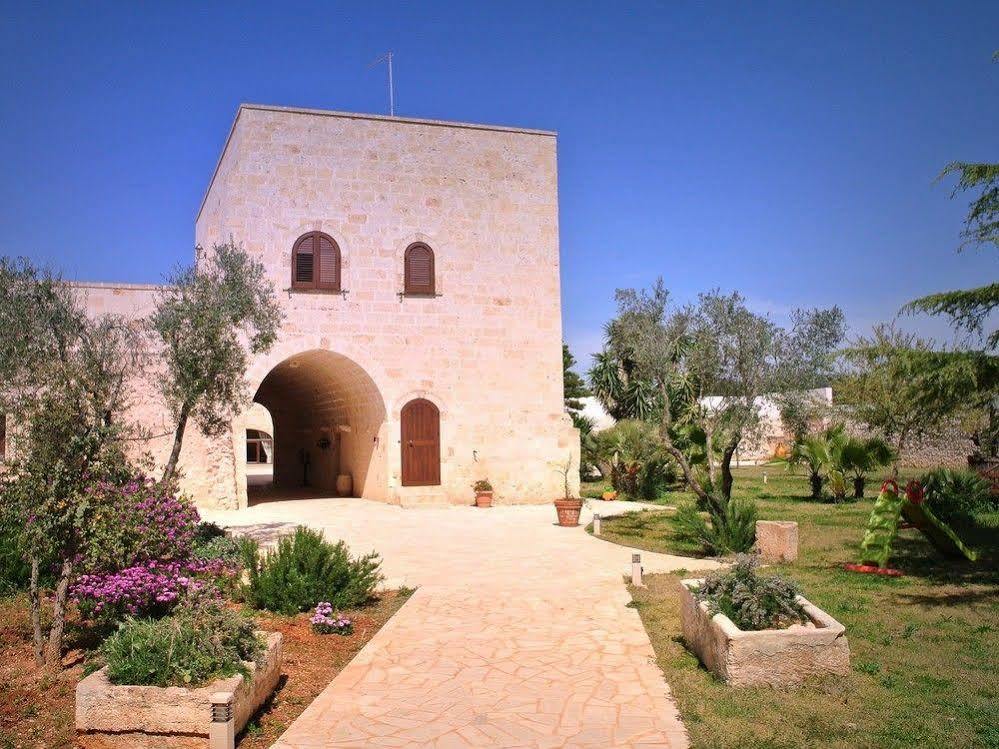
[{"xmin": 592, "ymin": 466, "xmax": 999, "ymax": 749}]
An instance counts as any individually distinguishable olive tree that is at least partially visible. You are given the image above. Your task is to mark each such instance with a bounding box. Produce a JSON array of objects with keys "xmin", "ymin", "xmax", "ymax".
[
  {"xmin": 607, "ymin": 282, "xmax": 844, "ymax": 502},
  {"xmin": 150, "ymin": 242, "xmax": 282, "ymax": 483},
  {"xmin": 0, "ymin": 258, "xmax": 140, "ymax": 668}
]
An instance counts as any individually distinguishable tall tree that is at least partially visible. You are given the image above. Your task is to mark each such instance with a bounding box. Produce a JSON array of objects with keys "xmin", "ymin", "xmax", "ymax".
[
  {"xmin": 837, "ymin": 324, "xmax": 997, "ymax": 472},
  {"xmin": 150, "ymin": 242, "xmax": 282, "ymax": 483},
  {"xmin": 605, "ymin": 281, "xmax": 843, "ymax": 504},
  {"xmin": 899, "ymin": 153, "xmax": 999, "ymax": 459},
  {"xmin": 904, "ymin": 161, "xmax": 998, "ymax": 350},
  {"xmin": 562, "ymin": 343, "xmax": 590, "ymax": 418},
  {"xmin": 0, "ymin": 258, "xmax": 140, "ymax": 667}
]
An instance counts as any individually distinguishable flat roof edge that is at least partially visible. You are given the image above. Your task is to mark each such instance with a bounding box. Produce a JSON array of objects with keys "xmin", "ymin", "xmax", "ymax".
[
  {"xmin": 240, "ymin": 103, "xmax": 558, "ymax": 137},
  {"xmin": 196, "ymin": 103, "xmax": 557, "ymax": 222}
]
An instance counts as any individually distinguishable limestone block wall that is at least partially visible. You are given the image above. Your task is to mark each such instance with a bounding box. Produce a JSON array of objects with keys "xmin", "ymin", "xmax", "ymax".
[
  {"xmin": 76, "ymin": 105, "xmax": 579, "ymax": 509},
  {"xmin": 195, "ymin": 105, "xmax": 578, "ymax": 508},
  {"xmin": 72, "ymin": 283, "xmax": 245, "ymax": 507}
]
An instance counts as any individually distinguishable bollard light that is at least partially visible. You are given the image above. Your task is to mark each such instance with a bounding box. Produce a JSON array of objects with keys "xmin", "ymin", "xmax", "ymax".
[
  {"xmin": 593, "ymin": 513, "xmax": 601, "ymax": 536},
  {"xmin": 631, "ymin": 553, "xmax": 643, "ymax": 587},
  {"xmin": 763, "ymin": 472, "xmax": 768, "ymax": 485},
  {"xmin": 209, "ymin": 692, "xmax": 235, "ymax": 749}
]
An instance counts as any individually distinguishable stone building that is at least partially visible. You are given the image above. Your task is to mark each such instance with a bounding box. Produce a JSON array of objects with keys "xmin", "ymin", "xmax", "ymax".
[{"xmin": 79, "ymin": 104, "xmax": 579, "ymax": 509}]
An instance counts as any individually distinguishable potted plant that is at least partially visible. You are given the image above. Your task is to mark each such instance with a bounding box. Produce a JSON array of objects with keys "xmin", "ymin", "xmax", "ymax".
[
  {"xmin": 553, "ymin": 455, "xmax": 583, "ymax": 526},
  {"xmin": 472, "ymin": 479, "xmax": 493, "ymax": 508},
  {"xmin": 601, "ymin": 485, "xmax": 618, "ymax": 501}
]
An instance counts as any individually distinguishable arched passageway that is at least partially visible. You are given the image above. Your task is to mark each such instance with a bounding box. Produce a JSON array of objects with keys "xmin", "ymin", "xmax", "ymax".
[{"xmin": 251, "ymin": 350, "xmax": 387, "ymax": 501}]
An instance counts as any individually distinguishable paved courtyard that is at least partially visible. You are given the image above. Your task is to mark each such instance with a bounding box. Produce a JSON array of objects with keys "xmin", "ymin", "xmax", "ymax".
[{"xmin": 202, "ymin": 497, "xmax": 722, "ymax": 748}]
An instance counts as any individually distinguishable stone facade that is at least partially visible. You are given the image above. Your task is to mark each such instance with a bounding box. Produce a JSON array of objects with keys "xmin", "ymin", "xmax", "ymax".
[{"xmin": 80, "ymin": 104, "xmax": 579, "ymax": 509}]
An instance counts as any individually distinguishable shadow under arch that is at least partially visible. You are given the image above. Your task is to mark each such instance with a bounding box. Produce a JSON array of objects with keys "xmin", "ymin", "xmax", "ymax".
[{"xmin": 251, "ymin": 349, "xmax": 387, "ymax": 502}]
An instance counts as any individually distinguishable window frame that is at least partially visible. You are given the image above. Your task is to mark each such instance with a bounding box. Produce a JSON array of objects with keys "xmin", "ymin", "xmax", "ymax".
[
  {"xmin": 403, "ymin": 242, "xmax": 436, "ymax": 296},
  {"xmin": 291, "ymin": 231, "xmax": 341, "ymax": 292}
]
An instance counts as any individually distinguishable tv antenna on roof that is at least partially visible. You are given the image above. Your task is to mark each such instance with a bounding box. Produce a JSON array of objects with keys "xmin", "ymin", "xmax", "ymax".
[{"xmin": 370, "ymin": 52, "xmax": 395, "ymax": 116}]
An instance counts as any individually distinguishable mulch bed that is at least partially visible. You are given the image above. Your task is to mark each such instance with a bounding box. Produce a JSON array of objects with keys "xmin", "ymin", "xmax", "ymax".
[{"xmin": 0, "ymin": 590, "xmax": 413, "ymax": 749}]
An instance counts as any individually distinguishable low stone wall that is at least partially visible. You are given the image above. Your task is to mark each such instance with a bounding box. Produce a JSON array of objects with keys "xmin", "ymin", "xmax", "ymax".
[
  {"xmin": 77, "ymin": 631, "xmax": 283, "ymax": 748},
  {"xmin": 679, "ymin": 580, "xmax": 849, "ymax": 687}
]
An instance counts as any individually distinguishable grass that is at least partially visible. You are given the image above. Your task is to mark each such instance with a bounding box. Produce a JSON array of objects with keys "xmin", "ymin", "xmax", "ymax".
[{"xmin": 596, "ymin": 466, "xmax": 999, "ymax": 749}]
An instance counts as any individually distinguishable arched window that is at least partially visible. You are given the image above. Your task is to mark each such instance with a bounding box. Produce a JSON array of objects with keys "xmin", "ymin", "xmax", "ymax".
[
  {"xmin": 404, "ymin": 243, "xmax": 435, "ymax": 295},
  {"xmin": 292, "ymin": 232, "xmax": 340, "ymax": 291}
]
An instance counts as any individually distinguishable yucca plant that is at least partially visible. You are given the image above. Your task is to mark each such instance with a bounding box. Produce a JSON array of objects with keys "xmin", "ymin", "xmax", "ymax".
[{"xmin": 674, "ymin": 496, "xmax": 758, "ymax": 554}]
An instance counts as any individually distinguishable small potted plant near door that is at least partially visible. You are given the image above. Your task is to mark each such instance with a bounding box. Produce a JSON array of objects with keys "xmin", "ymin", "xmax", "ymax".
[
  {"xmin": 601, "ymin": 485, "xmax": 618, "ymax": 501},
  {"xmin": 553, "ymin": 455, "xmax": 584, "ymax": 526},
  {"xmin": 472, "ymin": 479, "xmax": 494, "ymax": 508}
]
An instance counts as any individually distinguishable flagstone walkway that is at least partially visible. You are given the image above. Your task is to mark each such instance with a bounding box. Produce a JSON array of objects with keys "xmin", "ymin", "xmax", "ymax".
[{"xmin": 202, "ymin": 498, "xmax": 722, "ymax": 748}]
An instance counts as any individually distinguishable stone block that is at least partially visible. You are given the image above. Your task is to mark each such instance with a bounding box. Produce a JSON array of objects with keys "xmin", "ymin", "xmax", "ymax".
[{"xmin": 755, "ymin": 520, "xmax": 798, "ymax": 563}]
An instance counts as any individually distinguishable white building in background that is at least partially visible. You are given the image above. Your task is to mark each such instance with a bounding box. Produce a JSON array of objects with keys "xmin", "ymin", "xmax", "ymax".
[{"xmin": 582, "ymin": 388, "xmax": 834, "ymax": 463}]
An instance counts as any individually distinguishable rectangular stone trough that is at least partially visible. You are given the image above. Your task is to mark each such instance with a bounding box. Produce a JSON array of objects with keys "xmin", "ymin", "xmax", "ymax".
[
  {"xmin": 679, "ymin": 579, "xmax": 849, "ymax": 687},
  {"xmin": 76, "ymin": 631, "xmax": 283, "ymax": 748}
]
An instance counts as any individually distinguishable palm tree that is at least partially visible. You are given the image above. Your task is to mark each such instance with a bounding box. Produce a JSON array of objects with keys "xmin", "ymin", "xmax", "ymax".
[
  {"xmin": 784, "ymin": 433, "xmax": 831, "ymax": 500},
  {"xmin": 840, "ymin": 437, "xmax": 895, "ymax": 499}
]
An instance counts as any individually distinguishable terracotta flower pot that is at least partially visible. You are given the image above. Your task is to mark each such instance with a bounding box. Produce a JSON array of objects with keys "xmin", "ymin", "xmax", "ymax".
[
  {"xmin": 601, "ymin": 491, "xmax": 617, "ymax": 501},
  {"xmin": 554, "ymin": 498, "xmax": 583, "ymax": 527},
  {"xmin": 474, "ymin": 491, "xmax": 493, "ymax": 508}
]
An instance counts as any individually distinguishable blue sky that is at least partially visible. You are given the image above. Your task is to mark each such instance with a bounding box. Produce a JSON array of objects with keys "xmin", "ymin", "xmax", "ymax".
[{"xmin": 1, "ymin": 2, "xmax": 996, "ymax": 370}]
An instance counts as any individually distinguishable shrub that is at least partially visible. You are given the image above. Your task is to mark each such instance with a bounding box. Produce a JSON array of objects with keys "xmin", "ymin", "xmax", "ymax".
[
  {"xmin": 0, "ymin": 509, "xmax": 32, "ymax": 596},
  {"xmin": 82, "ymin": 477, "xmax": 200, "ymax": 573},
  {"xmin": 101, "ymin": 590, "xmax": 262, "ymax": 687},
  {"xmin": 310, "ymin": 602, "xmax": 354, "ymax": 635},
  {"xmin": 193, "ymin": 534, "xmax": 245, "ymax": 566},
  {"xmin": 694, "ymin": 554, "xmax": 807, "ymax": 631},
  {"xmin": 193, "ymin": 521, "xmax": 227, "ymax": 545},
  {"xmin": 71, "ymin": 558, "xmax": 234, "ymax": 621},
  {"xmin": 675, "ymin": 496, "xmax": 757, "ymax": 554},
  {"xmin": 241, "ymin": 527, "xmax": 382, "ymax": 615},
  {"xmin": 920, "ymin": 468, "xmax": 997, "ymax": 523},
  {"xmin": 636, "ymin": 457, "xmax": 676, "ymax": 501}
]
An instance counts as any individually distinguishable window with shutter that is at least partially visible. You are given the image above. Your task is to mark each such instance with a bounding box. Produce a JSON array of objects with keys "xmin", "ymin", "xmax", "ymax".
[
  {"xmin": 404, "ymin": 243, "xmax": 435, "ymax": 295},
  {"xmin": 292, "ymin": 232, "xmax": 340, "ymax": 291}
]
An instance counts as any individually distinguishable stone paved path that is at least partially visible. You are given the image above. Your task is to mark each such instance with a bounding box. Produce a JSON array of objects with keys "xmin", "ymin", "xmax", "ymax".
[{"xmin": 202, "ymin": 498, "xmax": 721, "ymax": 748}]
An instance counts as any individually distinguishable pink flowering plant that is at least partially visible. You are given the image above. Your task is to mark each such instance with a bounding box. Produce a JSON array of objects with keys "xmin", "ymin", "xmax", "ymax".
[
  {"xmin": 71, "ymin": 558, "xmax": 234, "ymax": 622},
  {"xmin": 309, "ymin": 602, "xmax": 354, "ymax": 635},
  {"xmin": 81, "ymin": 476, "xmax": 201, "ymax": 574}
]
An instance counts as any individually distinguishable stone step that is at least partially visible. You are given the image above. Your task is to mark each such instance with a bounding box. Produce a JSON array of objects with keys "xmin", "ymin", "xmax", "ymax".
[{"xmin": 398, "ymin": 492, "xmax": 451, "ymax": 508}]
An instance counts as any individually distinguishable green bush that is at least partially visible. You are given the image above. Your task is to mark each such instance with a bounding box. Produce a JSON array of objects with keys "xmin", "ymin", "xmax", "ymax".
[
  {"xmin": 241, "ymin": 527, "xmax": 382, "ymax": 615},
  {"xmin": 694, "ymin": 554, "xmax": 807, "ymax": 631},
  {"xmin": 101, "ymin": 590, "xmax": 262, "ymax": 687},
  {"xmin": 920, "ymin": 468, "xmax": 997, "ymax": 523},
  {"xmin": 636, "ymin": 457, "xmax": 676, "ymax": 501},
  {"xmin": 0, "ymin": 513, "xmax": 31, "ymax": 596},
  {"xmin": 674, "ymin": 496, "xmax": 757, "ymax": 554},
  {"xmin": 193, "ymin": 534, "xmax": 245, "ymax": 566}
]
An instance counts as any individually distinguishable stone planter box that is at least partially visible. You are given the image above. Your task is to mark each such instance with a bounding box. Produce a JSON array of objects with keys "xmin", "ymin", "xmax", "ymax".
[
  {"xmin": 76, "ymin": 631, "xmax": 283, "ymax": 748},
  {"xmin": 679, "ymin": 580, "xmax": 849, "ymax": 687}
]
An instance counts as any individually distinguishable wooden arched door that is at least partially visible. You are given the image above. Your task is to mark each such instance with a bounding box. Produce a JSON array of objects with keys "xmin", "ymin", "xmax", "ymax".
[{"xmin": 401, "ymin": 399, "xmax": 440, "ymax": 486}]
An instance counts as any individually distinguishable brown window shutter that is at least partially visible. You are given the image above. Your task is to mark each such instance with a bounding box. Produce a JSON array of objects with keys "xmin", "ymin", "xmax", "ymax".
[
  {"xmin": 404, "ymin": 243, "xmax": 435, "ymax": 295},
  {"xmin": 317, "ymin": 235, "xmax": 341, "ymax": 290},
  {"xmin": 293, "ymin": 234, "xmax": 316, "ymax": 288}
]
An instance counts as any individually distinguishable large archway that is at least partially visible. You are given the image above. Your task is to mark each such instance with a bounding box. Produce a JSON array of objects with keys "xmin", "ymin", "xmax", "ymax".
[{"xmin": 250, "ymin": 350, "xmax": 387, "ymax": 501}]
